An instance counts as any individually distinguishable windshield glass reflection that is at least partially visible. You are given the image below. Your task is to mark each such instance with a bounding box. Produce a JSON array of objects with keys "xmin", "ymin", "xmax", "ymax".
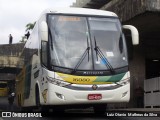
[{"xmin": 48, "ymin": 15, "xmax": 128, "ymax": 73}]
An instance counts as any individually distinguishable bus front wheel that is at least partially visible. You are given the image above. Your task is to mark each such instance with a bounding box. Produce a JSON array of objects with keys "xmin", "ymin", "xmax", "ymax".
[{"xmin": 35, "ymin": 85, "xmax": 40, "ymax": 107}]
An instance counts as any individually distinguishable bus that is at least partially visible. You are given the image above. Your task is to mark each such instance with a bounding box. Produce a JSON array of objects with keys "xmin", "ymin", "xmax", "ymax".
[
  {"xmin": 16, "ymin": 7, "xmax": 139, "ymax": 113},
  {"xmin": 0, "ymin": 81, "xmax": 8, "ymax": 97}
]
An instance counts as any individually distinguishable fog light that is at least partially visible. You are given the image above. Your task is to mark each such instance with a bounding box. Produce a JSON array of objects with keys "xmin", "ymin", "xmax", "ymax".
[
  {"xmin": 122, "ymin": 91, "xmax": 128, "ymax": 98},
  {"xmin": 55, "ymin": 92, "xmax": 65, "ymax": 100}
]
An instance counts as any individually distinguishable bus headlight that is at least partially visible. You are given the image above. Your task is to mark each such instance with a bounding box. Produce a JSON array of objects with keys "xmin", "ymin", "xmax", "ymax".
[
  {"xmin": 46, "ymin": 76, "xmax": 71, "ymax": 87},
  {"xmin": 116, "ymin": 78, "xmax": 130, "ymax": 86}
]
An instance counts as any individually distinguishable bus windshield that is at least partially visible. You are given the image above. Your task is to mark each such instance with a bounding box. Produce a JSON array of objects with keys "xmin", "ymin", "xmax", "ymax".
[{"xmin": 48, "ymin": 15, "xmax": 128, "ymax": 74}]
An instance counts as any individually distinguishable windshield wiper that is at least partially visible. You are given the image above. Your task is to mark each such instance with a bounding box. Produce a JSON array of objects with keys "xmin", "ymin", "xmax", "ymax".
[
  {"xmin": 72, "ymin": 37, "xmax": 90, "ymax": 74},
  {"xmin": 94, "ymin": 36, "xmax": 115, "ymax": 74}
]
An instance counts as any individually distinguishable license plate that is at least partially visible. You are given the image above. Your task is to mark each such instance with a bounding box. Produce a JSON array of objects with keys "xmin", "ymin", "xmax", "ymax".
[{"xmin": 88, "ymin": 94, "xmax": 102, "ymax": 100}]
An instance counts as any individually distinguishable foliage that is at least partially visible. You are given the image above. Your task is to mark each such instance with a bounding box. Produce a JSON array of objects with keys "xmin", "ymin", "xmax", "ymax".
[
  {"xmin": 19, "ymin": 22, "xmax": 36, "ymax": 43},
  {"xmin": 19, "ymin": 36, "xmax": 26, "ymax": 43},
  {"xmin": 25, "ymin": 22, "xmax": 36, "ymax": 32}
]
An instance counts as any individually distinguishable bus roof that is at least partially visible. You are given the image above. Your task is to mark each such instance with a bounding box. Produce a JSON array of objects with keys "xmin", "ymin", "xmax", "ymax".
[{"xmin": 41, "ymin": 7, "xmax": 118, "ymax": 17}]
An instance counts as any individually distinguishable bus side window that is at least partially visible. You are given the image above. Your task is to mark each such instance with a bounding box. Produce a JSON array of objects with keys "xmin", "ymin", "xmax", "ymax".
[{"xmin": 41, "ymin": 41, "xmax": 48, "ymax": 66}]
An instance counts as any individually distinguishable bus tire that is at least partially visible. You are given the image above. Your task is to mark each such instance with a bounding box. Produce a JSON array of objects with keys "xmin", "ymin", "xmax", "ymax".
[{"xmin": 35, "ymin": 85, "xmax": 40, "ymax": 107}]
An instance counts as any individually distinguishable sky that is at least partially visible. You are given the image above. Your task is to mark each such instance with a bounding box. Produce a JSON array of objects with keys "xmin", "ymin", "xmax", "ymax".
[{"xmin": 0, "ymin": 0, "xmax": 76, "ymax": 44}]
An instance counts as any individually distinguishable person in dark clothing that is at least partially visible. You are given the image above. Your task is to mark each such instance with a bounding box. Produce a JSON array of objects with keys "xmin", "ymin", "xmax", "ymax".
[
  {"xmin": 25, "ymin": 31, "xmax": 30, "ymax": 39},
  {"xmin": 8, "ymin": 92, "xmax": 15, "ymax": 105},
  {"xmin": 8, "ymin": 92, "xmax": 15, "ymax": 110},
  {"xmin": 9, "ymin": 34, "xmax": 13, "ymax": 44}
]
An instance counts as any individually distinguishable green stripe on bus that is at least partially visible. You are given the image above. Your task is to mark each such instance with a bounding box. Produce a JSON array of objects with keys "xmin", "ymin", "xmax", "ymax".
[{"xmin": 94, "ymin": 72, "xmax": 126, "ymax": 82}]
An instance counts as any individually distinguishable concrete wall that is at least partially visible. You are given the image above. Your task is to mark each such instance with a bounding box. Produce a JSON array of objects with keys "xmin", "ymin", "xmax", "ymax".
[
  {"xmin": 144, "ymin": 77, "xmax": 160, "ymax": 108},
  {"xmin": 72, "ymin": 0, "xmax": 91, "ymax": 7},
  {"xmin": 129, "ymin": 45, "xmax": 145, "ymax": 107},
  {"xmin": 146, "ymin": 0, "xmax": 160, "ymax": 11},
  {"xmin": 101, "ymin": 0, "xmax": 146, "ymax": 22},
  {"xmin": 0, "ymin": 43, "xmax": 25, "ymax": 81},
  {"xmin": 0, "ymin": 56, "xmax": 20, "ymax": 67},
  {"xmin": 0, "ymin": 43, "xmax": 24, "ymax": 68},
  {"xmin": 101, "ymin": 0, "xmax": 160, "ymax": 22}
]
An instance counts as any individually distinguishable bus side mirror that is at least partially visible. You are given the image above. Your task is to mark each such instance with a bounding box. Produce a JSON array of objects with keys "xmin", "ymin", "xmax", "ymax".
[
  {"xmin": 123, "ymin": 25, "xmax": 139, "ymax": 45},
  {"xmin": 40, "ymin": 21, "xmax": 48, "ymax": 42}
]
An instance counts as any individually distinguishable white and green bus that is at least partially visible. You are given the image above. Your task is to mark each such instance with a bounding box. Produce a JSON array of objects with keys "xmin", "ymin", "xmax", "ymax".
[{"xmin": 16, "ymin": 7, "xmax": 139, "ymax": 113}]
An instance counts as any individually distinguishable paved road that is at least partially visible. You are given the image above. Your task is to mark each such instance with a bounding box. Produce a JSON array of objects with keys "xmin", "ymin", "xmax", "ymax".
[
  {"xmin": 1, "ymin": 97, "xmax": 160, "ymax": 120},
  {"xmin": 0, "ymin": 97, "xmax": 17, "ymax": 111},
  {"xmin": 0, "ymin": 97, "xmax": 8, "ymax": 111}
]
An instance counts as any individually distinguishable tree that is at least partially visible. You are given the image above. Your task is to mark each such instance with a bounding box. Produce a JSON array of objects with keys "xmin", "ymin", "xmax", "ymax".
[
  {"xmin": 19, "ymin": 36, "xmax": 26, "ymax": 43},
  {"xmin": 19, "ymin": 22, "xmax": 36, "ymax": 43},
  {"xmin": 25, "ymin": 22, "xmax": 36, "ymax": 32}
]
